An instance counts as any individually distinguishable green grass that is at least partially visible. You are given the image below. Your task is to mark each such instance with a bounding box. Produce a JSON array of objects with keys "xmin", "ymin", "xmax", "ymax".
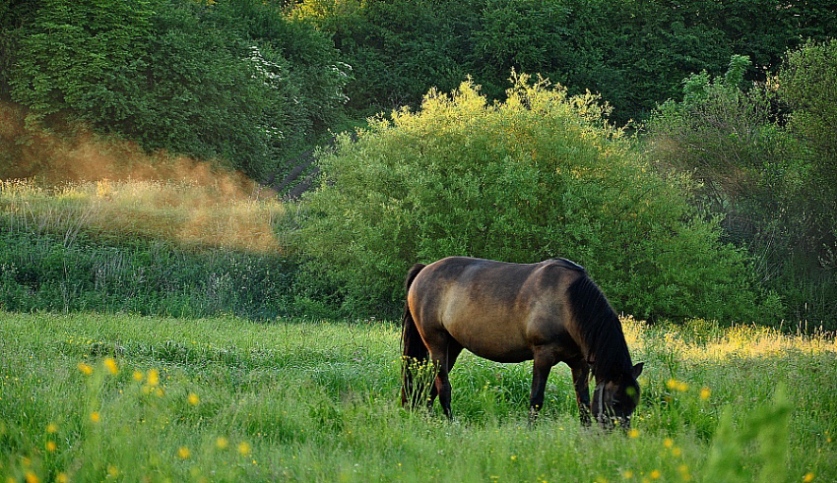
[{"xmin": 1, "ymin": 313, "xmax": 835, "ymax": 482}]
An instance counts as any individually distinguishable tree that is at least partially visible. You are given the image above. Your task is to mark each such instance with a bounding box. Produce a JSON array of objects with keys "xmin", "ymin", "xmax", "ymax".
[
  {"xmin": 289, "ymin": 75, "xmax": 769, "ymax": 322},
  {"xmin": 6, "ymin": 0, "xmax": 349, "ymax": 181},
  {"xmin": 779, "ymin": 40, "xmax": 837, "ymax": 256}
]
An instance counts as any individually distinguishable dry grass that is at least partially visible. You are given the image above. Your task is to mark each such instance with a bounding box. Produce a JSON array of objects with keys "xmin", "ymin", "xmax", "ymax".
[{"xmin": 1, "ymin": 179, "xmax": 284, "ymax": 253}]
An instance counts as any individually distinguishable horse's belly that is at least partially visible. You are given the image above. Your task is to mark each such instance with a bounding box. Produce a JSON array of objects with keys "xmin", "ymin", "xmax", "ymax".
[
  {"xmin": 467, "ymin": 344, "xmax": 533, "ymax": 364},
  {"xmin": 445, "ymin": 321, "xmax": 533, "ymax": 363}
]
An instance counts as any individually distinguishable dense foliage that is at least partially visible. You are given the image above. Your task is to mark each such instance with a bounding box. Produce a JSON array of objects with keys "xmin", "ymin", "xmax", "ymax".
[
  {"xmin": 289, "ymin": 75, "xmax": 772, "ymax": 321},
  {"xmin": 779, "ymin": 40, "xmax": 837, "ymax": 255},
  {"xmin": 647, "ymin": 46, "xmax": 837, "ymax": 324},
  {"xmin": 291, "ymin": 0, "xmax": 837, "ymax": 124},
  {"xmin": 1, "ymin": 0, "xmax": 348, "ymax": 182}
]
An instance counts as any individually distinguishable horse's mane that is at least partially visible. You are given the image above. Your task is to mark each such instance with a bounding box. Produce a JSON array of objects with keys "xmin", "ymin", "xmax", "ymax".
[{"xmin": 567, "ymin": 274, "xmax": 633, "ymax": 382}]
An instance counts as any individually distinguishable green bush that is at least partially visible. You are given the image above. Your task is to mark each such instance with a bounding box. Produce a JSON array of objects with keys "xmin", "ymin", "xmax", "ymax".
[
  {"xmin": 779, "ymin": 40, "xmax": 837, "ymax": 256},
  {"xmin": 646, "ymin": 56, "xmax": 807, "ymax": 250},
  {"xmin": 647, "ymin": 51, "xmax": 837, "ymax": 327},
  {"xmin": 289, "ymin": 75, "xmax": 770, "ymax": 321}
]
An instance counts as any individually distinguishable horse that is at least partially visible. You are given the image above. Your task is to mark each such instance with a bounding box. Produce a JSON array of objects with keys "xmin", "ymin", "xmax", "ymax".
[{"xmin": 400, "ymin": 256, "xmax": 643, "ymax": 428}]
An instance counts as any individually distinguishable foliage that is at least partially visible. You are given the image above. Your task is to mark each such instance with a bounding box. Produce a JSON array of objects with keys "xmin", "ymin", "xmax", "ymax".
[
  {"xmin": 779, "ymin": 39, "xmax": 837, "ymax": 257},
  {"xmin": 0, "ymin": 180, "xmax": 296, "ymax": 319},
  {"xmin": 291, "ymin": 0, "xmax": 471, "ymax": 117},
  {"xmin": 289, "ymin": 75, "xmax": 769, "ymax": 321},
  {"xmin": 4, "ymin": 0, "xmax": 348, "ymax": 181},
  {"xmin": 647, "ymin": 51, "xmax": 837, "ymax": 326},
  {"xmin": 1, "ymin": 313, "xmax": 835, "ymax": 481},
  {"xmin": 647, "ymin": 56, "xmax": 806, "ymax": 247},
  {"xmin": 292, "ymin": 0, "xmax": 837, "ymax": 125}
]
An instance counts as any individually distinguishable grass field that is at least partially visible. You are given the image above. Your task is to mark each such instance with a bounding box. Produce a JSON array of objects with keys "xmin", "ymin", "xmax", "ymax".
[{"xmin": 1, "ymin": 312, "xmax": 835, "ymax": 482}]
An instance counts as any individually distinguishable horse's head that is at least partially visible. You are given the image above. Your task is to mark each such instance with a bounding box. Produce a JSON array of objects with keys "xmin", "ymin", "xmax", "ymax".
[{"xmin": 592, "ymin": 362, "xmax": 644, "ymax": 429}]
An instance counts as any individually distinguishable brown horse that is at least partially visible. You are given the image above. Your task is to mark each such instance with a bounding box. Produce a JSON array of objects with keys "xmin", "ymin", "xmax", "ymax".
[{"xmin": 401, "ymin": 256, "xmax": 643, "ymax": 427}]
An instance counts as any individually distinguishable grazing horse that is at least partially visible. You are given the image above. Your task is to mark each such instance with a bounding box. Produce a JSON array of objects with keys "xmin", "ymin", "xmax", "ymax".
[{"xmin": 401, "ymin": 256, "xmax": 643, "ymax": 428}]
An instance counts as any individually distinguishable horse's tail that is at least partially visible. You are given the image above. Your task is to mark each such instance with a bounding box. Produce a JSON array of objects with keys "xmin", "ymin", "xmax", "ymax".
[{"xmin": 401, "ymin": 263, "xmax": 427, "ymax": 408}]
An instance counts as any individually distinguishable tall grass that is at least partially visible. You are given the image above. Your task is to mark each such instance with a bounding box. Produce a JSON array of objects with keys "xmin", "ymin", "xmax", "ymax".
[
  {"xmin": 1, "ymin": 313, "xmax": 834, "ymax": 482},
  {"xmin": 0, "ymin": 180, "xmax": 296, "ymax": 318},
  {"xmin": 0, "ymin": 179, "xmax": 283, "ymax": 252}
]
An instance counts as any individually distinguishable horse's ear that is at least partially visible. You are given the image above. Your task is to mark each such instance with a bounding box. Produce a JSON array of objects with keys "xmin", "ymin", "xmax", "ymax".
[{"xmin": 632, "ymin": 362, "xmax": 644, "ymax": 379}]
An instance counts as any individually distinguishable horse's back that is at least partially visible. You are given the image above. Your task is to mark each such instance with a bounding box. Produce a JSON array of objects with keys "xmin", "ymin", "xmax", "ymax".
[{"xmin": 408, "ymin": 257, "xmax": 586, "ymax": 362}]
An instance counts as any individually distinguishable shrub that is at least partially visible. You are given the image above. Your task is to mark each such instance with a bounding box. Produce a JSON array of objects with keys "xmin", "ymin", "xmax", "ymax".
[
  {"xmin": 779, "ymin": 40, "xmax": 837, "ymax": 258},
  {"xmin": 289, "ymin": 75, "xmax": 769, "ymax": 321},
  {"xmin": 646, "ymin": 56, "xmax": 807, "ymax": 253},
  {"xmin": 647, "ymin": 51, "xmax": 837, "ymax": 327}
]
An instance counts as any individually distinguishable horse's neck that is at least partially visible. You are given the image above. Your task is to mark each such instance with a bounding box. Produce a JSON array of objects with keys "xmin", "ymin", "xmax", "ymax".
[{"xmin": 586, "ymin": 329, "xmax": 631, "ymax": 382}]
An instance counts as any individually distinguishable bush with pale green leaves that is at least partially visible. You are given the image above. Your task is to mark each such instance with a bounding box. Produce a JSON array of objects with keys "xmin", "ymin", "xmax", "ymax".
[{"xmin": 289, "ymin": 75, "xmax": 774, "ymax": 322}]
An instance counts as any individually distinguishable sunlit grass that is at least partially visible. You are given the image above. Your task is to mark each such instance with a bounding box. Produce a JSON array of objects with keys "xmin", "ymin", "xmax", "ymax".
[
  {"xmin": 1, "ymin": 312, "xmax": 835, "ymax": 482},
  {"xmin": 0, "ymin": 179, "xmax": 284, "ymax": 253}
]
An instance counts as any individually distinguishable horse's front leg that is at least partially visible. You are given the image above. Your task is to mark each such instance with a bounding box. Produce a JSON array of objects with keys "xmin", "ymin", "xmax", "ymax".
[
  {"xmin": 529, "ymin": 349, "xmax": 558, "ymax": 422},
  {"xmin": 569, "ymin": 360, "xmax": 592, "ymax": 426}
]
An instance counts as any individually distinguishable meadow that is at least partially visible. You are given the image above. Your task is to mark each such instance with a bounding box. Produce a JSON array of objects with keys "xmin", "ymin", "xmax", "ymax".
[{"xmin": 1, "ymin": 312, "xmax": 834, "ymax": 482}]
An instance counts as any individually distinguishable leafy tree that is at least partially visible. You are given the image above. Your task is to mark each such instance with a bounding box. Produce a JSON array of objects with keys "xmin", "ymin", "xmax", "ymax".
[
  {"xmin": 647, "ymin": 52, "xmax": 837, "ymax": 326},
  {"xmin": 292, "ymin": 0, "xmax": 469, "ymax": 117},
  {"xmin": 0, "ymin": 0, "xmax": 39, "ymax": 99},
  {"xmin": 647, "ymin": 56, "xmax": 806, "ymax": 235},
  {"xmin": 293, "ymin": 0, "xmax": 837, "ymax": 125},
  {"xmin": 779, "ymin": 40, "xmax": 837, "ymax": 251},
  {"xmin": 289, "ymin": 75, "xmax": 770, "ymax": 322},
  {"xmin": 6, "ymin": 0, "xmax": 348, "ymax": 181}
]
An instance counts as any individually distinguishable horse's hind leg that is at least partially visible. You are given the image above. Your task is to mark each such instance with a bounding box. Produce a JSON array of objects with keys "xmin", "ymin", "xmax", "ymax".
[
  {"xmin": 428, "ymin": 338, "xmax": 463, "ymax": 419},
  {"xmin": 569, "ymin": 360, "xmax": 592, "ymax": 426}
]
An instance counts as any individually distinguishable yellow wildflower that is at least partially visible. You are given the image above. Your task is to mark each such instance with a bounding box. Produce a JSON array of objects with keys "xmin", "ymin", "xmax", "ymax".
[
  {"xmin": 133, "ymin": 370, "xmax": 144, "ymax": 382},
  {"xmin": 700, "ymin": 387, "xmax": 711, "ymax": 400},
  {"xmin": 178, "ymin": 447, "xmax": 191, "ymax": 460},
  {"xmin": 77, "ymin": 363, "xmax": 93, "ymax": 376},
  {"xmin": 628, "ymin": 428, "xmax": 639, "ymax": 439},
  {"xmin": 103, "ymin": 357, "xmax": 119, "ymax": 375},
  {"xmin": 649, "ymin": 469, "xmax": 661, "ymax": 480},
  {"xmin": 90, "ymin": 412, "xmax": 100, "ymax": 423},
  {"xmin": 46, "ymin": 423, "xmax": 58, "ymax": 434},
  {"xmin": 238, "ymin": 441, "xmax": 251, "ymax": 456},
  {"xmin": 803, "ymin": 473, "xmax": 815, "ymax": 483},
  {"xmin": 147, "ymin": 369, "xmax": 159, "ymax": 386},
  {"xmin": 663, "ymin": 438, "xmax": 674, "ymax": 448},
  {"xmin": 216, "ymin": 437, "xmax": 229, "ymax": 450},
  {"xmin": 56, "ymin": 473, "xmax": 68, "ymax": 483},
  {"xmin": 45, "ymin": 441, "xmax": 57, "ymax": 452},
  {"xmin": 24, "ymin": 471, "xmax": 39, "ymax": 483},
  {"xmin": 188, "ymin": 393, "xmax": 200, "ymax": 406}
]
